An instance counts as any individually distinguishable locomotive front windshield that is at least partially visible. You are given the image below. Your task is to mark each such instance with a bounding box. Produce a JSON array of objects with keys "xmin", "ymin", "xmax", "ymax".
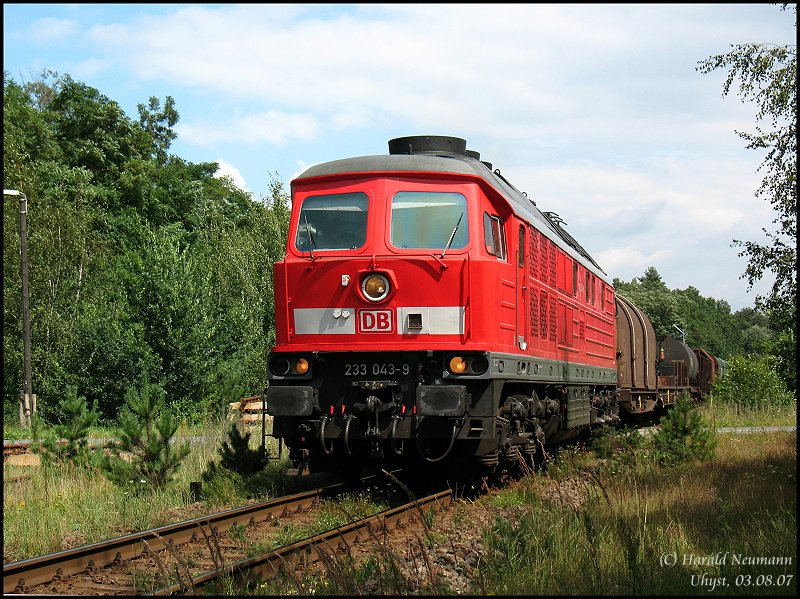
[
  {"xmin": 295, "ymin": 192, "xmax": 368, "ymax": 251},
  {"xmin": 390, "ymin": 192, "xmax": 469, "ymax": 250}
]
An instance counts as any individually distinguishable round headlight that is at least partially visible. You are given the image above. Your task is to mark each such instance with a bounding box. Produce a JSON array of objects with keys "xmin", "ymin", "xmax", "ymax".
[
  {"xmin": 470, "ymin": 355, "xmax": 489, "ymax": 375},
  {"xmin": 269, "ymin": 356, "xmax": 290, "ymax": 376},
  {"xmin": 362, "ymin": 274, "xmax": 390, "ymax": 301}
]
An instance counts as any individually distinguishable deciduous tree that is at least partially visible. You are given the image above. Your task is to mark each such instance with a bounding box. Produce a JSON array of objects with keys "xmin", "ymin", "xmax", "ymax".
[{"xmin": 697, "ymin": 4, "xmax": 796, "ymax": 392}]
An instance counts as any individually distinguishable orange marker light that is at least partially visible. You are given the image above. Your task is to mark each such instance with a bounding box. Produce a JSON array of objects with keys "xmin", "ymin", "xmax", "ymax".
[
  {"xmin": 449, "ymin": 356, "xmax": 468, "ymax": 374},
  {"xmin": 295, "ymin": 358, "xmax": 310, "ymax": 374}
]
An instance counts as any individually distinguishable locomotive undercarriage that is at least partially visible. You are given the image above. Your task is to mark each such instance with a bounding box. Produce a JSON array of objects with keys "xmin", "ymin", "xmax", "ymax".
[{"xmin": 267, "ymin": 351, "xmax": 620, "ymax": 477}]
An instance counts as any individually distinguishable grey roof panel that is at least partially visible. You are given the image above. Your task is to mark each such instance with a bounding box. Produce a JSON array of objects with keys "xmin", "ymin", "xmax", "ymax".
[{"xmin": 296, "ymin": 153, "xmax": 610, "ymax": 282}]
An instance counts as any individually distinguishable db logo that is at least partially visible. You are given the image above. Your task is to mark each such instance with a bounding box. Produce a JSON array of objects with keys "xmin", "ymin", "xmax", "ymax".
[{"xmin": 358, "ymin": 309, "xmax": 393, "ymax": 333}]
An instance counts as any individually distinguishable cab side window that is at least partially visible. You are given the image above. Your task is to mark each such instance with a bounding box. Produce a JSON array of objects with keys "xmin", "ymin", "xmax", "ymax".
[{"xmin": 484, "ymin": 213, "xmax": 506, "ymax": 260}]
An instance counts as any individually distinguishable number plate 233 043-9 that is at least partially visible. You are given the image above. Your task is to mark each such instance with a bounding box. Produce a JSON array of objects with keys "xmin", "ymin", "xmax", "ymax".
[{"xmin": 344, "ymin": 362, "xmax": 411, "ymax": 377}]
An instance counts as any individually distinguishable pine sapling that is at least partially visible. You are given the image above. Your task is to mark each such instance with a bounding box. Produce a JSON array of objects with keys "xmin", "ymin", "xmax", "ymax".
[
  {"xmin": 40, "ymin": 386, "xmax": 100, "ymax": 468},
  {"xmin": 101, "ymin": 374, "xmax": 190, "ymax": 489},
  {"xmin": 652, "ymin": 395, "xmax": 717, "ymax": 465}
]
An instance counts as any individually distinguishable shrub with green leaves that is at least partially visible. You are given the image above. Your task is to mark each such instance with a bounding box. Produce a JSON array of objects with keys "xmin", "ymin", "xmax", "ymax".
[
  {"xmin": 100, "ymin": 374, "xmax": 190, "ymax": 489},
  {"xmin": 712, "ymin": 354, "xmax": 795, "ymax": 409},
  {"xmin": 216, "ymin": 422, "xmax": 270, "ymax": 475},
  {"xmin": 652, "ymin": 396, "xmax": 716, "ymax": 465}
]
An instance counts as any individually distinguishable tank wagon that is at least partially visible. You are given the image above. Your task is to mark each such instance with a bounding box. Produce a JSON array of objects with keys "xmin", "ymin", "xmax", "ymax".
[
  {"xmin": 693, "ymin": 348, "xmax": 727, "ymax": 397},
  {"xmin": 265, "ymin": 135, "xmax": 620, "ymax": 476}
]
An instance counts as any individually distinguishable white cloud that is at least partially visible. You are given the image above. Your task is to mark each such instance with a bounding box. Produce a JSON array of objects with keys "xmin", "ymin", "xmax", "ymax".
[
  {"xmin": 175, "ymin": 110, "xmax": 319, "ymax": 146},
  {"xmin": 73, "ymin": 58, "xmax": 111, "ymax": 79},
  {"xmin": 81, "ymin": 5, "xmax": 785, "ymax": 153},
  {"xmin": 498, "ymin": 150, "xmax": 778, "ymax": 308},
  {"xmin": 27, "ymin": 17, "xmax": 78, "ymax": 44},
  {"xmin": 596, "ymin": 246, "xmax": 676, "ymax": 278},
  {"xmin": 213, "ymin": 159, "xmax": 249, "ymax": 192}
]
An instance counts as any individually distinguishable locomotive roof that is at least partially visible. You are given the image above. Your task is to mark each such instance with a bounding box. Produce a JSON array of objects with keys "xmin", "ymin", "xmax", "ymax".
[{"xmin": 297, "ymin": 152, "xmax": 610, "ymax": 283}]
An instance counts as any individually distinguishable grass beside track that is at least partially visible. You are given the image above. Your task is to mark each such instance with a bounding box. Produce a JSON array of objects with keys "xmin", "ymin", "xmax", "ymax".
[{"xmin": 472, "ymin": 429, "xmax": 796, "ymax": 596}]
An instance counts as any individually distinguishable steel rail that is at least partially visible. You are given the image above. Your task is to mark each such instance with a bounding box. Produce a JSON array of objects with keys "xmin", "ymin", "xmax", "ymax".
[
  {"xmin": 2, "ymin": 474, "xmax": 33, "ymax": 484},
  {"xmin": 153, "ymin": 489, "xmax": 454, "ymax": 594},
  {"xmin": 2, "ymin": 442, "xmax": 32, "ymax": 457},
  {"xmin": 3, "ymin": 485, "xmax": 337, "ymax": 594}
]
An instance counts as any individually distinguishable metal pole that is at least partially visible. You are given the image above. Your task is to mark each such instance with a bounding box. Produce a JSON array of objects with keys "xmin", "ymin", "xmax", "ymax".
[
  {"xmin": 19, "ymin": 192, "xmax": 33, "ymax": 426},
  {"xmin": 4, "ymin": 189, "xmax": 34, "ymax": 427}
]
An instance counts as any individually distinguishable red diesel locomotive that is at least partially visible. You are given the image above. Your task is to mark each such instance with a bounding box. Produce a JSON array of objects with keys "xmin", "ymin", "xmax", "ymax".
[{"xmin": 265, "ymin": 135, "xmax": 621, "ymax": 476}]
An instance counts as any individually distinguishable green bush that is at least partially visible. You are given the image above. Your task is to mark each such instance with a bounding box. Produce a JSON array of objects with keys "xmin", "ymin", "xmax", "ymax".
[
  {"xmin": 215, "ymin": 422, "xmax": 270, "ymax": 475},
  {"xmin": 652, "ymin": 396, "xmax": 716, "ymax": 465},
  {"xmin": 590, "ymin": 426, "xmax": 648, "ymax": 470},
  {"xmin": 712, "ymin": 354, "xmax": 795, "ymax": 409},
  {"xmin": 199, "ymin": 421, "xmax": 271, "ymax": 503}
]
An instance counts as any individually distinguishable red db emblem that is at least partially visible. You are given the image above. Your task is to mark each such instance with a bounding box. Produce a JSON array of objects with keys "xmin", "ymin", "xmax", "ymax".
[{"xmin": 358, "ymin": 310, "xmax": 393, "ymax": 333}]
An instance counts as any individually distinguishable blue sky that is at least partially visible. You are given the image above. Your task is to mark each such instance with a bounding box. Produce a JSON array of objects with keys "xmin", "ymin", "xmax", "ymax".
[{"xmin": 3, "ymin": 3, "xmax": 795, "ymax": 311}]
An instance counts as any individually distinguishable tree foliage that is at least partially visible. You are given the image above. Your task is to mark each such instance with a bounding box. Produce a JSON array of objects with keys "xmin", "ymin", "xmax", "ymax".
[
  {"xmin": 613, "ymin": 266, "xmax": 754, "ymax": 359},
  {"xmin": 38, "ymin": 386, "xmax": 100, "ymax": 469},
  {"xmin": 4, "ymin": 61, "xmax": 791, "ymax": 428},
  {"xmin": 212, "ymin": 422, "xmax": 270, "ymax": 476},
  {"xmin": 3, "ymin": 70, "xmax": 289, "ymax": 424},
  {"xmin": 696, "ymin": 4, "xmax": 797, "ymax": 392},
  {"xmin": 652, "ymin": 396, "xmax": 717, "ymax": 466},
  {"xmin": 614, "ymin": 265, "xmax": 792, "ymax": 400},
  {"xmin": 138, "ymin": 95, "xmax": 178, "ymax": 165}
]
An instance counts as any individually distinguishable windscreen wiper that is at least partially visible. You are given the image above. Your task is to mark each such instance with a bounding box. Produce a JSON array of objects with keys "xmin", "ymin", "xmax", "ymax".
[
  {"xmin": 441, "ymin": 211, "xmax": 464, "ymax": 259},
  {"xmin": 303, "ymin": 213, "xmax": 317, "ymax": 260}
]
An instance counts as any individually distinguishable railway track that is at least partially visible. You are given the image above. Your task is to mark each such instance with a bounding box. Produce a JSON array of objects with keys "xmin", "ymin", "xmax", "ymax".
[
  {"xmin": 6, "ymin": 425, "xmax": 793, "ymax": 593},
  {"xmin": 154, "ymin": 489, "xmax": 452, "ymax": 595},
  {"xmin": 3, "ymin": 485, "xmax": 329, "ymax": 594},
  {"xmin": 3, "ymin": 472, "xmax": 449, "ymax": 595},
  {"xmin": 2, "ymin": 442, "xmax": 34, "ymax": 458}
]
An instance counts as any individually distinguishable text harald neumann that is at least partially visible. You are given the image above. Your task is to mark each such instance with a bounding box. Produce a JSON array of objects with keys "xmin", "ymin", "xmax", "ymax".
[{"xmin": 683, "ymin": 553, "xmax": 793, "ymax": 566}]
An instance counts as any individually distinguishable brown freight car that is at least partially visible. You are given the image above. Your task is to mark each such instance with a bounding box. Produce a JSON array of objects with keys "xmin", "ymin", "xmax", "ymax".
[{"xmin": 615, "ymin": 295, "xmax": 658, "ymax": 419}]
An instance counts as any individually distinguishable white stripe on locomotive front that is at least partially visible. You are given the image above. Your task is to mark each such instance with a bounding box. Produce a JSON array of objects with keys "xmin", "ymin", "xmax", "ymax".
[
  {"xmin": 397, "ymin": 307, "xmax": 464, "ymax": 335},
  {"xmin": 293, "ymin": 306, "xmax": 465, "ymax": 335}
]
